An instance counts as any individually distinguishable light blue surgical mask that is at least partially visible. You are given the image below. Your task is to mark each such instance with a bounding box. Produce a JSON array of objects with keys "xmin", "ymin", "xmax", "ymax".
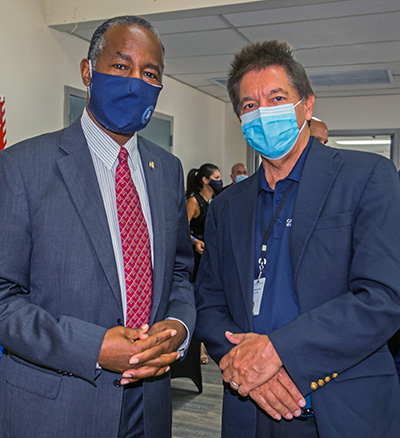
[
  {"xmin": 240, "ymin": 100, "xmax": 306, "ymax": 160},
  {"xmin": 235, "ymin": 174, "xmax": 248, "ymax": 183},
  {"xmin": 88, "ymin": 61, "xmax": 162, "ymax": 134}
]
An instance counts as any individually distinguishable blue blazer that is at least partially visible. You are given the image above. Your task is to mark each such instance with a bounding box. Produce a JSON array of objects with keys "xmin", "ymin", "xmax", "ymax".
[
  {"xmin": 0, "ymin": 119, "xmax": 195, "ymax": 437},
  {"xmin": 196, "ymin": 139, "xmax": 400, "ymax": 438}
]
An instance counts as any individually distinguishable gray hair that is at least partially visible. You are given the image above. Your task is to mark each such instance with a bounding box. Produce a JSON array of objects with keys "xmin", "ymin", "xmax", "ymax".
[{"xmin": 88, "ymin": 16, "xmax": 165, "ymax": 71}]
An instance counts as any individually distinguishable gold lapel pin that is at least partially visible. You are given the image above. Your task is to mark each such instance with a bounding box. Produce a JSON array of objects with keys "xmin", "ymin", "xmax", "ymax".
[{"xmin": 149, "ymin": 161, "xmax": 155, "ymax": 169}]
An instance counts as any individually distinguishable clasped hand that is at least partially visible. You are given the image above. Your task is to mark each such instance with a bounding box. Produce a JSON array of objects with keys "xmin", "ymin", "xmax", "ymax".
[
  {"xmin": 219, "ymin": 331, "xmax": 305, "ymax": 421},
  {"xmin": 98, "ymin": 320, "xmax": 186, "ymax": 385},
  {"xmin": 193, "ymin": 239, "xmax": 204, "ymax": 255}
]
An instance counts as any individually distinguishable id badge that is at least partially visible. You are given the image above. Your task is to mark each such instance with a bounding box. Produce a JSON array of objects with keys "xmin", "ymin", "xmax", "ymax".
[{"xmin": 253, "ymin": 277, "xmax": 265, "ymax": 316}]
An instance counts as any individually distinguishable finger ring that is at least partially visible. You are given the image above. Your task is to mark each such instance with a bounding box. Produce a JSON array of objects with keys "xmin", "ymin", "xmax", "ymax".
[{"xmin": 230, "ymin": 379, "xmax": 240, "ymax": 388}]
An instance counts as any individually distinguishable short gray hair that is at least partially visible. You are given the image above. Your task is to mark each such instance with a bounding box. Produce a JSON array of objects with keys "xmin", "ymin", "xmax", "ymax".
[{"xmin": 88, "ymin": 16, "xmax": 165, "ymax": 71}]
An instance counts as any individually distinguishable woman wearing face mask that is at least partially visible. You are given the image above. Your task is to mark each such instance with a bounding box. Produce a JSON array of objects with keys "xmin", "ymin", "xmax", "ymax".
[{"xmin": 186, "ymin": 163, "xmax": 222, "ymax": 364}]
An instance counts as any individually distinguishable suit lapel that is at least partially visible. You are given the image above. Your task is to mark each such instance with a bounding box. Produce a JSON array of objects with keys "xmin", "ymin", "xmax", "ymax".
[
  {"xmin": 291, "ymin": 142, "xmax": 343, "ymax": 281},
  {"xmin": 137, "ymin": 137, "xmax": 164, "ymax": 324},
  {"xmin": 56, "ymin": 121, "xmax": 122, "ymax": 310},
  {"xmin": 229, "ymin": 174, "xmax": 259, "ymax": 329}
]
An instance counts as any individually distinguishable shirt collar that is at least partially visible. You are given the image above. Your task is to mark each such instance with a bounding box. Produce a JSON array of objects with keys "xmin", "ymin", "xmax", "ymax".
[
  {"xmin": 81, "ymin": 108, "xmax": 138, "ymax": 170},
  {"xmin": 258, "ymin": 137, "xmax": 313, "ymax": 192}
]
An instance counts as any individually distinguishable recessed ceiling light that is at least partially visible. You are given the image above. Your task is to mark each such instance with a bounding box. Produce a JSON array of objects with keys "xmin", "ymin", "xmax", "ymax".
[
  {"xmin": 309, "ymin": 70, "xmax": 393, "ymax": 87},
  {"xmin": 335, "ymin": 140, "xmax": 391, "ymax": 145}
]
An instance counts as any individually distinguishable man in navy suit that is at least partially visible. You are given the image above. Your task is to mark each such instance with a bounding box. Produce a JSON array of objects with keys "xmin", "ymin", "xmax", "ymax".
[
  {"xmin": 195, "ymin": 40, "xmax": 400, "ymax": 437},
  {"xmin": 0, "ymin": 16, "xmax": 195, "ymax": 437}
]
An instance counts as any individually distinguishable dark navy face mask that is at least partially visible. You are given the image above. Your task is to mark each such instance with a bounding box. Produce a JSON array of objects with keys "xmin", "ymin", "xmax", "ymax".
[
  {"xmin": 208, "ymin": 178, "xmax": 223, "ymax": 194},
  {"xmin": 88, "ymin": 65, "xmax": 162, "ymax": 134}
]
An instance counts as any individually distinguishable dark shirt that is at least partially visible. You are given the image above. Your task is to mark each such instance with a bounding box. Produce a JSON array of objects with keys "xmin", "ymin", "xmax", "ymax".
[
  {"xmin": 253, "ymin": 140, "xmax": 311, "ymax": 334},
  {"xmin": 189, "ymin": 193, "xmax": 209, "ymax": 241}
]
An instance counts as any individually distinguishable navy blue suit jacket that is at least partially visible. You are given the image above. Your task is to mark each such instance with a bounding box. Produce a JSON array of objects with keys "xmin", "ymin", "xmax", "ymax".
[
  {"xmin": 0, "ymin": 118, "xmax": 195, "ymax": 437},
  {"xmin": 196, "ymin": 139, "xmax": 400, "ymax": 438}
]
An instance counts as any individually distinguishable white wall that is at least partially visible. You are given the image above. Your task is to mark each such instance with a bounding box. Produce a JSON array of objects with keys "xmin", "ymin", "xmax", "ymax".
[
  {"xmin": 314, "ymin": 95, "xmax": 400, "ymax": 131},
  {"xmin": 0, "ymin": 0, "xmax": 87, "ymax": 146},
  {"xmin": 223, "ymin": 104, "xmax": 248, "ymax": 182},
  {"xmin": 156, "ymin": 76, "xmax": 226, "ymax": 180}
]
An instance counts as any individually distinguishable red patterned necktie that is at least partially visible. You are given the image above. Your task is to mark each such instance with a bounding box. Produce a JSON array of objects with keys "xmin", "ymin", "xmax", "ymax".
[{"xmin": 115, "ymin": 147, "xmax": 153, "ymax": 328}]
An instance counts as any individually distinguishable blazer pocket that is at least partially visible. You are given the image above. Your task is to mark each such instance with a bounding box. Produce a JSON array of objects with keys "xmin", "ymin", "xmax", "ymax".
[
  {"xmin": 333, "ymin": 348, "xmax": 395, "ymax": 382},
  {"xmin": 314, "ymin": 212, "xmax": 353, "ymax": 231},
  {"xmin": 5, "ymin": 355, "xmax": 61, "ymax": 400}
]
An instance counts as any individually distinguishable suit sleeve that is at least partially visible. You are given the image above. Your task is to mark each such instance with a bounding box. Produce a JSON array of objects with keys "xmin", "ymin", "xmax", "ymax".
[
  {"xmin": 0, "ymin": 150, "xmax": 106, "ymax": 384},
  {"xmin": 269, "ymin": 156, "xmax": 400, "ymax": 395},
  {"xmin": 162, "ymin": 159, "xmax": 196, "ymax": 337},
  {"xmin": 195, "ymin": 201, "xmax": 245, "ymax": 364}
]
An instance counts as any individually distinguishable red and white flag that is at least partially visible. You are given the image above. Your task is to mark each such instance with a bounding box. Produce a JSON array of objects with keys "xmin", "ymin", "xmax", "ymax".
[{"xmin": 0, "ymin": 96, "xmax": 7, "ymax": 150}]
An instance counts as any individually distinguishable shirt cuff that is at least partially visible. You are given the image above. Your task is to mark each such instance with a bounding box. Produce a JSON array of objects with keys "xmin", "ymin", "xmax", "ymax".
[{"xmin": 166, "ymin": 317, "xmax": 190, "ymax": 358}]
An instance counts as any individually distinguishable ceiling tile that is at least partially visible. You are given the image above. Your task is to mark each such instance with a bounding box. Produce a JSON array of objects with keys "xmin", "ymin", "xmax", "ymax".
[
  {"xmin": 239, "ymin": 12, "xmax": 400, "ymax": 48},
  {"xmin": 315, "ymin": 87, "xmax": 400, "ymax": 98},
  {"xmin": 152, "ymin": 15, "xmax": 229, "ymax": 34},
  {"xmin": 296, "ymin": 41, "xmax": 400, "ymax": 67},
  {"xmin": 164, "ymin": 54, "xmax": 234, "ymax": 75},
  {"xmin": 196, "ymin": 84, "xmax": 229, "ymax": 97},
  {"xmin": 52, "ymin": 0, "xmax": 400, "ymax": 101},
  {"xmin": 168, "ymin": 72, "xmax": 229, "ymax": 87},
  {"xmin": 161, "ymin": 28, "xmax": 248, "ymax": 58},
  {"xmin": 223, "ymin": 0, "xmax": 400, "ymax": 27}
]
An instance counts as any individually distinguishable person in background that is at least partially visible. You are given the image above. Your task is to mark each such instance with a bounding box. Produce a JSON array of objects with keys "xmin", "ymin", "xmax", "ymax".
[
  {"xmin": 0, "ymin": 15, "xmax": 195, "ymax": 438},
  {"xmin": 231, "ymin": 162, "xmax": 248, "ymax": 183},
  {"xmin": 309, "ymin": 117, "xmax": 328, "ymax": 144},
  {"xmin": 186, "ymin": 163, "xmax": 222, "ymax": 363},
  {"xmin": 222, "ymin": 162, "xmax": 248, "ymax": 191},
  {"xmin": 195, "ymin": 39, "xmax": 400, "ymax": 437}
]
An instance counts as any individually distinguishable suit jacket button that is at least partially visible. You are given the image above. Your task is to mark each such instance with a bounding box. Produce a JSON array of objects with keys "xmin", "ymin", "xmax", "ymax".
[
  {"xmin": 318, "ymin": 379, "xmax": 325, "ymax": 387},
  {"xmin": 332, "ymin": 373, "xmax": 338, "ymax": 379},
  {"xmin": 114, "ymin": 379, "xmax": 122, "ymax": 388},
  {"xmin": 324, "ymin": 376, "xmax": 331, "ymax": 383},
  {"xmin": 310, "ymin": 382, "xmax": 318, "ymax": 390},
  {"xmin": 117, "ymin": 318, "xmax": 124, "ymax": 326}
]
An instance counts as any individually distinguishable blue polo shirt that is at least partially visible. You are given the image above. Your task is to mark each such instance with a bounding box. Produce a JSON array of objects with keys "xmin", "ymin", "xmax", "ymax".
[{"xmin": 253, "ymin": 140, "xmax": 311, "ymax": 334}]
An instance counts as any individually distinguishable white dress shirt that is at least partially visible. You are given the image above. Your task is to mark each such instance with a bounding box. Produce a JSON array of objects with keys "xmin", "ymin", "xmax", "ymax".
[
  {"xmin": 81, "ymin": 109, "xmax": 153, "ymax": 322},
  {"xmin": 81, "ymin": 109, "xmax": 189, "ymax": 354}
]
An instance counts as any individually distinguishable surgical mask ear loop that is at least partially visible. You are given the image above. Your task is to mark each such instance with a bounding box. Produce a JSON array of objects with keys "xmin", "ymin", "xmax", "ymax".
[
  {"xmin": 299, "ymin": 119, "xmax": 307, "ymax": 133},
  {"xmin": 88, "ymin": 60, "xmax": 92, "ymax": 97},
  {"xmin": 294, "ymin": 98, "xmax": 307, "ymax": 134},
  {"xmin": 294, "ymin": 98, "xmax": 303, "ymax": 108}
]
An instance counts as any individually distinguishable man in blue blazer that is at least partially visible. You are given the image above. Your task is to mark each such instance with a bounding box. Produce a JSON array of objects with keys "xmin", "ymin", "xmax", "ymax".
[
  {"xmin": 195, "ymin": 40, "xmax": 400, "ymax": 437},
  {"xmin": 0, "ymin": 16, "xmax": 195, "ymax": 438}
]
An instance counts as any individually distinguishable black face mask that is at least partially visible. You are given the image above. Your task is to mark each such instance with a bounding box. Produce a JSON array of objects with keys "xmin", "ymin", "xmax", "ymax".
[{"xmin": 208, "ymin": 179, "xmax": 223, "ymax": 194}]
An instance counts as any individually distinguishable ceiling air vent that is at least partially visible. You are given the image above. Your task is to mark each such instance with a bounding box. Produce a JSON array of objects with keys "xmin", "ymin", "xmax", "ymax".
[{"xmin": 211, "ymin": 78, "xmax": 228, "ymax": 87}]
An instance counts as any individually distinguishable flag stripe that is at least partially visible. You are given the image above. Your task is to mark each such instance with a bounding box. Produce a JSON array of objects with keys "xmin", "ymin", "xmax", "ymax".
[{"xmin": 0, "ymin": 97, "xmax": 7, "ymax": 150}]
